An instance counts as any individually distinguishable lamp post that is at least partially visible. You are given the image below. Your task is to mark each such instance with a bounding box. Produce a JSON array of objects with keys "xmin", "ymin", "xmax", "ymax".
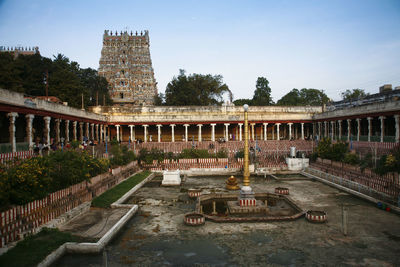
[
  {"xmin": 238, "ymin": 104, "xmax": 256, "ymax": 207},
  {"xmin": 243, "ymin": 104, "xmax": 250, "ymax": 186}
]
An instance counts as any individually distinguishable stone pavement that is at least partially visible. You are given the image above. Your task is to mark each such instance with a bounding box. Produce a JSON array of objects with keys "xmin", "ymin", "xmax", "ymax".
[
  {"xmin": 59, "ymin": 207, "xmax": 130, "ymax": 239},
  {"xmin": 56, "ymin": 174, "xmax": 400, "ymax": 266}
]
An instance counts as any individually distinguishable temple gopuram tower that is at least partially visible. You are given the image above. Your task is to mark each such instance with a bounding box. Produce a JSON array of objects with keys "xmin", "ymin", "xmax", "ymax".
[{"xmin": 98, "ymin": 30, "xmax": 157, "ymax": 106}]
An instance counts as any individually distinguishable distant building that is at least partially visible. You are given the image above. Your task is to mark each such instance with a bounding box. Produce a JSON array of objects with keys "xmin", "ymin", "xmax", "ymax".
[
  {"xmin": 98, "ymin": 30, "xmax": 157, "ymax": 106},
  {"xmin": 0, "ymin": 46, "xmax": 39, "ymax": 59},
  {"xmin": 379, "ymin": 84, "xmax": 392, "ymax": 93}
]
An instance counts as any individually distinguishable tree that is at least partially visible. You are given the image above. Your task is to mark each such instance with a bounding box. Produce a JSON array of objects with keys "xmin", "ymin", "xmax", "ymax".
[
  {"xmin": 276, "ymin": 89, "xmax": 301, "ymax": 106},
  {"xmin": 0, "ymin": 52, "xmax": 112, "ymax": 109},
  {"xmin": 154, "ymin": 93, "xmax": 164, "ymax": 106},
  {"xmin": 79, "ymin": 67, "xmax": 112, "ymax": 106},
  {"xmin": 341, "ymin": 89, "xmax": 368, "ymax": 101},
  {"xmin": 252, "ymin": 77, "xmax": 274, "ymax": 105},
  {"xmin": 277, "ymin": 88, "xmax": 330, "ymax": 106},
  {"xmin": 233, "ymin": 98, "xmax": 252, "ymax": 106},
  {"xmin": 164, "ymin": 69, "xmax": 230, "ymax": 106}
]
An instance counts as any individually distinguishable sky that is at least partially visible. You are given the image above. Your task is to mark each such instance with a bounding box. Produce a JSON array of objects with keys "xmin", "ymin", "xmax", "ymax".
[{"xmin": 0, "ymin": 0, "xmax": 399, "ymax": 102}]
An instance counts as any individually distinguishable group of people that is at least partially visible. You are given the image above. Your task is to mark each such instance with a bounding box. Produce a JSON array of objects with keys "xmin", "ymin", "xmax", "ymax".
[
  {"xmin": 32, "ymin": 136, "xmax": 98, "ymax": 155},
  {"xmin": 33, "ymin": 137, "xmax": 64, "ymax": 155}
]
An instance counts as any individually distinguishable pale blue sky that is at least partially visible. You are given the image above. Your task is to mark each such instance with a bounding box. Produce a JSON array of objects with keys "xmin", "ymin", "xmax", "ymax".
[{"xmin": 0, "ymin": 0, "xmax": 399, "ymax": 101}]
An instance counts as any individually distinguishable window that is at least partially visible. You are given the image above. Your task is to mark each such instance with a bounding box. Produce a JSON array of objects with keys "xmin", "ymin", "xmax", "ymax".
[{"xmin": 120, "ymin": 93, "xmax": 124, "ymax": 99}]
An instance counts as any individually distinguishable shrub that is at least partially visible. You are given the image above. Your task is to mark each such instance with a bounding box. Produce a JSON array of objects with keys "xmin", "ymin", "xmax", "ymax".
[
  {"xmin": 138, "ymin": 148, "xmax": 163, "ymax": 164},
  {"xmin": 343, "ymin": 152, "xmax": 359, "ymax": 165},
  {"xmin": 7, "ymin": 157, "xmax": 51, "ymax": 205},
  {"xmin": 216, "ymin": 148, "xmax": 228, "ymax": 158},
  {"xmin": 331, "ymin": 142, "xmax": 348, "ymax": 162},
  {"xmin": 235, "ymin": 150, "xmax": 244, "ymax": 159},
  {"xmin": 0, "ymin": 150, "xmax": 110, "ymax": 207},
  {"xmin": 316, "ymin": 138, "xmax": 332, "ymax": 159},
  {"xmin": 110, "ymin": 144, "xmax": 136, "ymax": 167}
]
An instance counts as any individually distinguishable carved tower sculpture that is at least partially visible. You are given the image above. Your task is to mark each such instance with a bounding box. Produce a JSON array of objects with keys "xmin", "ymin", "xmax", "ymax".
[{"xmin": 98, "ymin": 30, "xmax": 157, "ymax": 105}]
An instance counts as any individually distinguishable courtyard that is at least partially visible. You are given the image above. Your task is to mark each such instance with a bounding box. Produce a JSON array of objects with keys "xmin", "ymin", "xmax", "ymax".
[{"xmin": 56, "ymin": 174, "xmax": 400, "ymax": 266}]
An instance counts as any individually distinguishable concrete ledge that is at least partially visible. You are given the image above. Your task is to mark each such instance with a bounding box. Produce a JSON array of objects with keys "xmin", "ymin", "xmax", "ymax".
[
  {"xmin": 38, "ymin": 205, "xmax": 138, "ymax": 267},
  {"xmin": 301, "ymin": 170, "xmax": 400, "ymax": 215},
  {"xmin": 39, "ymin": 171, "xmax": 154, "ymax": 266},
  {"xmin": 111, "ymin": 172, "xmax": 155, "ymax": 207}
]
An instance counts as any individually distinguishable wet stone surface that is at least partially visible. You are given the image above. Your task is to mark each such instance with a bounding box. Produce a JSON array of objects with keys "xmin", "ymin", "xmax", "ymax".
[{"xmin": 56, "ymin": 175, "xmax": 400, "ymax": 266}]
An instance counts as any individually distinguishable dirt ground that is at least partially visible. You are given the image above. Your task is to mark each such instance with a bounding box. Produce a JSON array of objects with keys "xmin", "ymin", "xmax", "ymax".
[{"xmin": 56, "ymin": 174, "xmax": 400, "ymax": 266}]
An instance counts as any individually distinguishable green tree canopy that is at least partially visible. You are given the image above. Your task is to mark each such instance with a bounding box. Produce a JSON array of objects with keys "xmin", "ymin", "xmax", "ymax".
[
  {"xmin": 0, "ymin": 52, "xmax": 112, "ymax": 109},
  {"xmin": 252, "ymin": 77, "xmax": 274, "ymax": 105},
  {"xmin": 277, "ymin": 88, "xmax": 330, "ymax": 106},
  {"xmin": 341, "ymin": 89, "xmax": 368, "ymax": 101},
  {"xmin": 233, "ymin": 98, "xmax": 252, "ymax": 106},
  {"xmin": 164, "ymin": 69, "xmax": 230, "ymax": 106}
]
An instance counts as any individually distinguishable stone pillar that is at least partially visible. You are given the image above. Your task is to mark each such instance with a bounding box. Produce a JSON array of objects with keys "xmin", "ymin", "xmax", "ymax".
[
  {"xmin": 323, "ymin": 121, "xmax": 328, "ymax": 138},
  {"xmin": 143, "ymin": 125, "xmax": 149, "ymax": 143},
  {"xmin": 379, "ymin": 116, "xmax": 385, "ymax": 143},
  {"xmin": 95, "ymin": 124, "xmax": 99, "ymax": 141},
  {"xmin": 367, "ymin": 117, "xmax": 372, "ymax": 142},
  {"xmin": 347, "ymin": 119, "xmax": 351, "ymax": 142},
  {"xmin": 25, "ymin": 114, "xmax": 34, "ymax": 150},
  {"xmin": 263, "ymin": 123, "xmax": 268, "ymax": 141},
  {"xmin": 276, "ymin": 123, "xmax": 281, "ymax": 140},
  {"xmin": 238, "ymin": 123, "xmax": 243, "ymax": 141},
  {"xmin": 197, "ymin": 124, "xmax": 203, "ymax": 142},
  {"xmin": 73, "ymin": 121, "xmax": 78, "ymax": 141},
  {"xmin": 7, "ymin": 112, "xmax": 18, "ymax": 153},
  {"xmin": 157, "ymin": 124, "xmax": 162, "ymax": 142},
  {"xmin": 210, "ymin": 123, "xmax": 216, "ymax": 142},
  {"xmin": 338, "ymin": 120, "xmax": 342, "ymax": 141},
  {"xmin": 184, "ymin": 124, "xmax": 189, "ymax": 142},
  {"xmin": 129, "ymin": 125, "xmax": 134, "ymax": 142},
  {"xmin": 170, "ymin": 124, "xmax": 175, "ymax": 142},
  {"xmin": 115, "ymin": 125, "xmax": 120, "ymax": 142},
  {"xmin": 356, "ymin": 118, "xmax": 361, "ymax": 141},
  {"xmin": 85, "ymin": 122, "xmax": 89, "ymax": 140},
  {"xmin": 250, "ymin": 123, "xmax": 255, "ymax": 141},
  {"xmin": 301, "ymin": 123, "xmax": 304, "ymax": 140},
  {"xmin": 318, "ymin": 122, "xmax": 322, "ymax": 138},
  {"xmin": 330, "ymin": 121, "xmax": 335, "ymax": 140},
  {"xmin": 224, "ymin": 123, "xmax": 230, "ymax": 141},
  {"xmin": 44, "ymin": 116, "xmax": 51, "ymax": 145},
  {"xmin": 288, "ymin": 123, "xmax": 293, "ymax": 140},
  {"xmin": 394, "ymin": 114, "xmax": 399, "ymax": 143},
  {"xmin": 89, "ymin": 123, "xmax": 94, "ymax": 141},
  {"xmin": 65, "ymin": 120, "xmax": 70, "ymax": 142},
  {"xmin": 55, "ymin": 118, "xmax": 61, "ymax": 144}
]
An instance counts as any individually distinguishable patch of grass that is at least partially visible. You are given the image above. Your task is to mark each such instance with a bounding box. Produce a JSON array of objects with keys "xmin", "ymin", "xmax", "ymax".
[
  {"xmin": 0, "ymin": 228, "xmax": 83, "ymax": 267},
  {"xmin": 92, "ymin": 171, "xmax": 151, "ymax": 208}
]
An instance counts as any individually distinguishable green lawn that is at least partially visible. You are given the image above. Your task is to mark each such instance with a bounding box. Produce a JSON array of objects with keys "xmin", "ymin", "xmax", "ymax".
[
  {"xmin": 0, "ymin": 228, "xmax": 85, "ymax": 267},
  {"xmin": 91, "ymin": 170, "xmax": 151, "ymax": 208}
]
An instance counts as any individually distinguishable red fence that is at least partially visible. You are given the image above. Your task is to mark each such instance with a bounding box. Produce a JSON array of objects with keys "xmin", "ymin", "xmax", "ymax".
[
  {"xmin": 311, "ymin": 159, "xmax": 399, "ymax": 199},
  {"xmin": 350, "ymin": 141, "xmax": 399, "ymax": 157},
  {"xmin": 0, "ymin": 161, "xmax": 138, "ymax": 248},
  {"xmin": 0, "ymin": 151, "xmax": 35, "ymax": 167}
]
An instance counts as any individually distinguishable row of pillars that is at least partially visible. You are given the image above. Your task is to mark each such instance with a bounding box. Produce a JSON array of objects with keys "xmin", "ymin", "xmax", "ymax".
[
  {"xmin": 114, "ymin": 122, "xmax": 307, "ymax": 143},
  {"xmin": 6, "ymin": 112, "xmax": 108, "ymax": 153},
  {"xmin": 315, "ymin": 115, "xmax": 400, "ymax": 143}
]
